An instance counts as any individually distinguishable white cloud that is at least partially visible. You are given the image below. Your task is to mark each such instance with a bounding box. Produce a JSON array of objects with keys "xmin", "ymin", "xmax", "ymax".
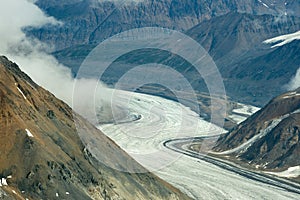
[
  {"xmin": 0, "ymin": 0, "xmax": 76, "ymax": 103},
  {"xmin": 0, "ymin": 0, "xmax": 59, "ymax": 52},
  {"xmin": 0, "ymin": 0, "xmax": 111, "ymax": 122},
  {"xmin": 285, "ymin": 67, "xmax": 300, "ymax": 90}
]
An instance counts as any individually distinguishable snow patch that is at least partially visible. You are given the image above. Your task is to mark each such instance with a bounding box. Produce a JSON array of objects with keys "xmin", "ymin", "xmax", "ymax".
[
  {"xmin": 215, "ymin": 116, "xmax": 286, "ymax": 155},
  {"xmin": 229, "ymin": 103, "xmax": 260, "ymax": 124},
  {"xmin": 258, "ymin": 0, "xmax": 269, "ymax": 8},
  {"xmin": 0, "ymin": 178, "xmax": 8, "ymax": 186},
  {"xmin": 229, "ymin": 115, "xmax": 247, "ymax": 124},
  {"xmin": 25, "ymin": 129, "xmax": 34, "ymax": 137},
  {"xmin": 12, "ymin": 190, "xmax": 16, "ymax": 194},
  {"xmin": 263, "ymin": 162, "xmax": 269, "ymax": 167},
  {"xmin": 264, "ymin": 31, "xmax": 300, "ymax": 48},
  {"xmin": 266, "ymin": 166, "xmax": 300, "ymax": 178},
  {"xmin": 16, "ymin": 84, "xmax": 27, "ymax": 100},
  {"xmin": 292, "ymin": 109, "xmax": 300, "ymax": 115},
  {"xmin": 262, "ymin": 2, "xmax": 269, "ymax": 8},
  {"xmin": 282, "ymin": 92, "xmax": 300, "ymax": 99}
]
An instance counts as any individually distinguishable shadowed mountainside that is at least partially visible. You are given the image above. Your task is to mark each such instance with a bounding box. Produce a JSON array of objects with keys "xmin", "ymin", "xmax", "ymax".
[{"xmin": 31, "ymin": 0, "xmax": 299, "ymax": 51}]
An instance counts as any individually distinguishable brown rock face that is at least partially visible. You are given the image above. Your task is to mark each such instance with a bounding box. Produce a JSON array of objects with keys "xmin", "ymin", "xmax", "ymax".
[
  {"xmin": 0, "ymin": 56, "xmax": 190, "ymax": 200},
  {"xmin": 214, "ymin": 88, "xmax": 300, "ymax": 170}
]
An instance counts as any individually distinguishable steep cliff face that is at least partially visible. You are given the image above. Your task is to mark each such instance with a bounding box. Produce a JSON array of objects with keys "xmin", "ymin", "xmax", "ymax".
[
  {"xmin": 0, "ymin": 56, "xmax": 190, "ymax": 200},
  {"xmin": 30, "ymin": 0, "xmax": 298, "ymax": 51},
  {"xmin": 214, "ymin": 88, "xmax": 300, "ymax": 170}
]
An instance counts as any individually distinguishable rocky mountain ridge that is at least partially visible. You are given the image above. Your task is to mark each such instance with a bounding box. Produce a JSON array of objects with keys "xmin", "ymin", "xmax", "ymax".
[
  {"xmin": 214, "ymin": 88, "xmax": 300, "ymax": 172},
  {"xmin": 31, "ymin": 0, "xmax": 299, "ymax": 51},
  {"xmin": 0, "ymin": 56, "xmax": 190, "ymax": 200}
]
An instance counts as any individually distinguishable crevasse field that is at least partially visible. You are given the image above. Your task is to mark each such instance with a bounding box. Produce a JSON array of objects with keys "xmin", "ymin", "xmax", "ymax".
[{"xmin": 97, "ymin": 90, "xmax": 299, "ymax": 199}]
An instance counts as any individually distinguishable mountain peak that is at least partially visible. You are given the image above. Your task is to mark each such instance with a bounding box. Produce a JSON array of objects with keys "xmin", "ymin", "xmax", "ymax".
[
  {"xmin": 0, "ymin": 56, "xmax": 38, "ymax": 89},
  {"xmin": 214, "ymin": 88, "xmax": 300, "ymax": 173}
]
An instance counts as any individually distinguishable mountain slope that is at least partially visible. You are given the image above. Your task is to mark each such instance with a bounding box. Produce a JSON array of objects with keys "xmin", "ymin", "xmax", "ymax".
[
  {"xmin": 51, "ymin": 12, "xmax": 300, "ymax": 107},
  {"xmin": 31, "ymin": 0, "xmax": 299, "ymax": 51},
  {"xmin": 24, "ymin": 1, "xmax": 300, "ymax": 107},
  {"xmin": 187, "ymin": 12, "xmax": 300, "ymax": 105},
  {"xmin": 214, "ymin": 88, "xmax": 300, "ymax": 172},
  {"xmin": 0, "ymin": 56, "xmax": 190, "ymax": 200}
]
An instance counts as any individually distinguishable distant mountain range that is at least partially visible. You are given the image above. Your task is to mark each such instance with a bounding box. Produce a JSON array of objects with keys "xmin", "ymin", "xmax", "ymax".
[
  {"xmin": 32, "ymin": 0, "xmax": 299, "ymax": 51},
  {"xmin": 52, "ymin": 13, "xmax": 300, "ymax": 106},
  {"xmin": 27, "ymin": 0, "xmax": 300, "ymax": 106},
  {"xmin": 0, "ymin": 56, "xmax": 189, "ymax": 199}
]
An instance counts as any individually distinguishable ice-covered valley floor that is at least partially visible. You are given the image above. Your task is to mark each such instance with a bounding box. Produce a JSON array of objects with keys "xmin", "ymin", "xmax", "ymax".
[{"xmin": 96, "ymin": 90, "xmax": 299, "ymax": 199}]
